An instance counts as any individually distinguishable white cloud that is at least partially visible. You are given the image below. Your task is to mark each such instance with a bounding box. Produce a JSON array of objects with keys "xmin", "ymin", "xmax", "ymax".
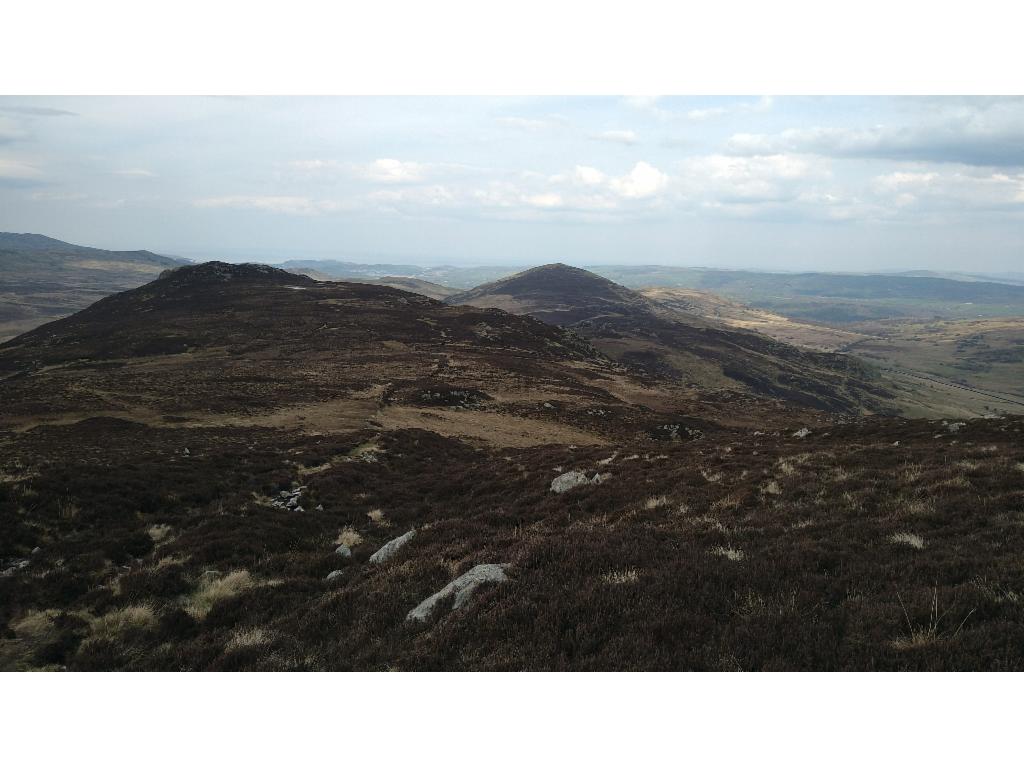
[
  {"xmin": 681, "ymin": 154, "xmax": 826, "ymax": 204},
  {"xmin": 591, "ymin": 129, "xmax": 638, "ymax": 145},
  {"xmin": 0, "ymin": 157, "xmax": 41, "ymax": 181},
  {"xmin": 0, "ymin": 117, "xmax": 29, "ymax": 143},
  {"xmin": 687, "ymin": 96, "xmax": 774, "ymax": 121},
  {"xmin": 623, "ymin": 95, "xmax": 661, "ymax": 111},
  {"xmin": 871, "ymin": 168, "xmax": 1024, "ymax": 211},
  {"xmin": 525, "ymin": 192, "xmax": 564, "ymax": 208},
  {"xmin": 114, "ymin": 168, "xmax": 155, "ymax": 178},
  {"xmin": 725, "ymin": 100, "xmax": 1024, "ymax": 166},
  {"xmin": 194, "ymin": 195, "xmax": 322, "ymax": 215},
  {"xmin": 609, "ymin": 161, "xmax": 669, "ymax": 199},
  {"xmin": 356, "ymin": 158, "xmax": 426, "ymax": 183},
  {"xmin": 495, "ymin": 116, "xmax": 562, "ymax": 131},
  {"xmin": 572, "ymin": 165, "xmax": 606, "ymax": 186}
]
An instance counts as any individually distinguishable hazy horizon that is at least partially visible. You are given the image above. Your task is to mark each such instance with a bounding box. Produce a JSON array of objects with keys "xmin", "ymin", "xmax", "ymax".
[{"xmin": 2, "ymin": 96, "xmax": 1022, "ymax": 272}]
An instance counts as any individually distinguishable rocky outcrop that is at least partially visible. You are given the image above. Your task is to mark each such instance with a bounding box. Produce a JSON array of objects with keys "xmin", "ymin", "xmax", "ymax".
[
  {"xmin": 550, "ymin": 470, "xmax": 610, "ymax": 494},
  {"xmin": 369, "ymin": 530, "xmax": 416, "ymax": 564},
  {"xmin": 406, "ymin": 563, "xmax": 510, "ymax": 622}
]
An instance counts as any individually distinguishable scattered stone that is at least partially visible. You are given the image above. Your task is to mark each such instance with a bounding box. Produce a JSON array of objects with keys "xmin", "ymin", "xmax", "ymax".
[
  {"xmin": 550, "ymin": 470, "xmax": 610, "ymax": 493},
  {"xmin": 315, "ymin": 504, "xmax": 324, "ymax": 512},
  {"xmin": 293, "ymin": 506, "xmax": 304, "ymax": 513},
  {"xmin": 0, "ymin": 559, "xmax": 30, "ymax": 578},
  {"xmin": 369, "ymin": 529, "xmax": 416, "ymax": 564},
  {"xmin": 335, "ymin": 544, "xmax": 352, "ymax": 559},
  {"xmin": 946, "ymin": 421, "xmax": 966, "ymax": 434},
  {"xmin": 793, "ymin": 427, "xmax": 811, "ymax": 438},
  {"xmin": 406, "ymin": 564, "xmax": 510, "ymax": 622},
  {"xmin": 325, "ymin": 570, "xmax": 344, "ymax": 581},
  {"xmin": 182, "ymin": 447, "xmax": 190, "ymax": 456}
]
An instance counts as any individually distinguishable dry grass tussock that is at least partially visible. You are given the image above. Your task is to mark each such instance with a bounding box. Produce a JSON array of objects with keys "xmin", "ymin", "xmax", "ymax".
[
  {"xmin": 12, "ymin": 609, "xmax": 59, "ymax": 638},
  {"xmin": 335, "ymin": 526, "xmax": 363, "ymax": 547},
  {"xmin": 890, "ymin": 532, "xmax": 926, "ymax": 550},
  {"xmin": 148, "ymin": 523, "xmax": 173, "ymax": 542},
  {"xmin": 90, "ymin": 604, "xmax": 157, "ymax": 639},
  {"xmin": 712, "ymin": 491, "xmax": 744, "ymax": 512},
  {"xmin": 711, "ymin": 545, "xmax": 745, "ymax": 562},
  {"xmin": 186, "ymin": 570, "xmax": 256, "ymax": 619},
  {"xmin": 644, "ymin": 495, "xmax": 670, "ymax": 510},
  {"xmin": 226, "ymin": 627, "xmax": 272, "ymax": 651},
  {"xmin": 890, "ymin": 589, "xmax": 975, "ymax": 651},
  {"xmin": 602, "ymin": 568, "xmax": 639, "ymax": 585},
  {"xmin": 366, "ymin": 508, "xmax": 390, "ymax": 526}
]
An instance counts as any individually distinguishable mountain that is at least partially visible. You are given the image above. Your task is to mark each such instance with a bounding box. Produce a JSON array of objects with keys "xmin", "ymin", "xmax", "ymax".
[
  {"xmin": 2, "ymin": 262, "xmax": 1022, "ymax": 672},
  {"xmin": 448, "ymin": 264, "xmax": 895, "ymax": 414},
  {"xmin": 0, "ymin": 232, "xmax": 186, "ymax": 342},
  {"xmin": 3, "ymin": 262, "xmax": 778, "ymax": 441},
  {"xmin": 592, "ymin": 265, "xmax": 1024, "ymax": 323}
]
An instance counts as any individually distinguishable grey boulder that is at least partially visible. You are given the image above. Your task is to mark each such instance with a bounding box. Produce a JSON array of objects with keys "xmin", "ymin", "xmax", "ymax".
[
  {"xmin": 406, "ymin": 563, "xmax": 510, "ymax": 622},
  {"xmin": 369, "ymin": 529, "xmax": 416, "ymax": 564}
]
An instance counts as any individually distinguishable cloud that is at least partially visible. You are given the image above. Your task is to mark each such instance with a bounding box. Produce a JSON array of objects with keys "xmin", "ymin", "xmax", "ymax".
[
  {"xmin": 680, "ymin": 154, "xmax": 826, "ymax": 204},
  {"xmin": 0, "ymin": 106, "xmax": 77, "ymax": 117},
  {"xmin": 609, "ymin": 161, "xmax": 669, "ymax": 199},
  {"xmin": 0, "ymin": 157, "xmax": 43, "ymax": 184},
  {"xmin": 0, "ymin": 117, "xmax": 29, "ymax": 144},
  {"xmin": 623, "ymin": 95, "xmax": 661, "ymax": 111},
  {"xmin": 725, "ymin": 101, "xmax": 1024, "ymax": 166},
  {"xmin": 572, "ymin": 165, "xmax": 606, "ymax": 186},
  {"xmin": 287, "ymin": 158, "xmax": 435, "ymax": 184},
  {"xmin": 362, "ymin": 160, "xmax": 672, "ymax": 220},
  {"xmin": 871, "ymin": 168, "xmax": 1024, "ymax": 211},
  {"xmin": 114, "ymin": 168, "xmax": 156, "ymax": 178},
  {"xmin": 355, "ymin": 158, "xmax": 427, "ymax": 183},
  {"xmin": 194, "ymin": 195, "xmax": 324, "ymax": 215},
  {"xmin": 591, "ymin": 129, "xmax": 638, "ymax": 145},
  {"xmin": 495, "ymin": 116, "xmax": 563, "ymax": 131},
  {"xmin": 687, "ymin": 96, "xmax": 774, "ymax": 121}
]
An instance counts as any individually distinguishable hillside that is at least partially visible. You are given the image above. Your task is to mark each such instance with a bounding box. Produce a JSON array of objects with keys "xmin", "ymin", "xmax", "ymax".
[
  {"xmin": 2, "ymin": 262, "xmax": 785, "ymax": 441},
  {"xmin": 449, "ymin": 264, "xmax": 895, "ymax": 415},
  {"xmin": 0, "ymin": 232, "xmax": 185, "ymax": 342},
  {"xmin": 594, "ymin": 265, "xmax": 1024, "ymax": 323},
  {"xmin": 2, "ymin": 263, "xmax": 1023, "ymax": 671}
]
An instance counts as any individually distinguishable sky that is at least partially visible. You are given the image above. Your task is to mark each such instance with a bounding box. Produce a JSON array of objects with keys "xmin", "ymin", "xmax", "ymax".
[{"xmin": 0, "ymin": 96, "xmax": 1022, "ymax": 271}]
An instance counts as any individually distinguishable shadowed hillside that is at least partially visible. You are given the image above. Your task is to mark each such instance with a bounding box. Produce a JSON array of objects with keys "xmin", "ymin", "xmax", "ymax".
[
  {"xmin": 0, "ymin": 232, "xmax": 186, "ymax": 342},
  {"xmin": 449, "ymin": 264, "xmax": 896, "ymax": 415}
]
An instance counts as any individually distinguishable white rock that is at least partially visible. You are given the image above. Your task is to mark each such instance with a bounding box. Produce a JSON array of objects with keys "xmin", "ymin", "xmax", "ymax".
[
  {"xmin": 335, "ymin": 544, "xmax": 352, "ymax": 559},
  {"xmin": 369, "ymin": 529, "xmax": 416, "ymax": 564},
  {"xmin": 325, "ymin": 570, "xmax": 344, "ymax": 581},
  {"xmin": 792, "ymin": 427, "xmax": 811, "ymax": 438},
  {"xmin": 406, "ymin": 564, "xmax": 510, "ymax": 622},
  {"xmin": 550, "ymin": 470, "xmax": 609, "ymax": 493}
]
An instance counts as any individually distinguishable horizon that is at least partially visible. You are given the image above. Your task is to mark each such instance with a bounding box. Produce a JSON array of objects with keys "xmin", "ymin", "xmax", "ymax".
[{"xmin": 2, "ymin": 96, "xmax": 1023, "ymax": 273}]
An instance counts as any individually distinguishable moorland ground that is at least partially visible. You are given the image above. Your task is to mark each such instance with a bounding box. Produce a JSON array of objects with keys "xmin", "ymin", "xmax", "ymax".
[{"xmin": 2, "ymin": 263, "xmax": 1023, "ymax": 671}]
